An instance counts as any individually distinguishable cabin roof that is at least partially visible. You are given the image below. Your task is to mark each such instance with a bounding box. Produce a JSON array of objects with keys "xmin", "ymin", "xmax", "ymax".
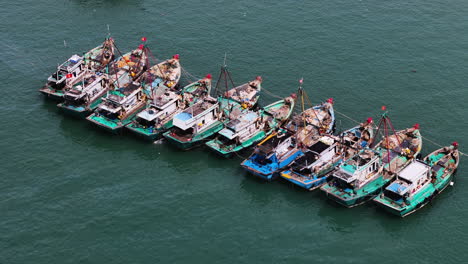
[{"xmin": 397, "ymin": 160, "xmax": 430, "ymax": 183}]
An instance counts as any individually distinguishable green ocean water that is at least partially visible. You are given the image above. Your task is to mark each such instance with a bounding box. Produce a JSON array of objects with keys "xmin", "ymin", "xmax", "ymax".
[{"xmin": 1, "ymin": 0, "xmax": 467, "ymax": 263}]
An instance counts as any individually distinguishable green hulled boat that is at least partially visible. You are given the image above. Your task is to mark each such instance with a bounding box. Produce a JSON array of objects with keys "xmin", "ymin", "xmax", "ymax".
[
  {"xmin": 321, "ymin": 125, "xmax": 422, "ymax": 207},
  {"xmin": 83, "ymin": 37, "xmax": 116, "ymax": 72},
  {"xmin": 222, "ymin": 76, "xmax": 262, "ymax": 109},
  {"xmin": 205, "ymin": 95, "xmax": 295, "ymax": 158},
  {"xmin": 86, "ymin": 43, "xmax": 153, "ymax": 132},
  {"xmin": 40, "ymin": 38, "xmax": 117, "ymax": 101},
  {"xmin": 39, "ymin": 54, "xmax": 86, "ymax": 101},
  {"xmin": 374, "ymin": 144, "xmax": 459, "ymax": 217},
  {"xmin": 57, "ymin": 71, "xmax": 111, "ymax": 117},
  {"xmin": 126, "ymin": 73, "xmax": 210, "ymax": 142},
  {"xmin": 163, "ymin": 96, "xmax": 240, "ymax": 150}
]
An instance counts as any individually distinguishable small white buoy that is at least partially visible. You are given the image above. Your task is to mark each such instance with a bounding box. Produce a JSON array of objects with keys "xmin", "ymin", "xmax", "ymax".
[{"xmin": 450, "ymin": 181, "xmax": 454, "ymax": 186}]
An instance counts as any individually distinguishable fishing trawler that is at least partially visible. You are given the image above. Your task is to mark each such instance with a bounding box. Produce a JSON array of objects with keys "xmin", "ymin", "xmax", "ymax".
[
  {"xmin": 374, "ymin": 143, "xmax": 459, "ymax": 217},
  {"xmin": 321, "ymin": 116, "xmax": 422, "ymax": 207},
  {"xmin": 126, "ymin": 74, "xmax": 211, "ymax": 141},
  {"xmin": 107, "ymin": 45, "xmax": 149, "ymax": 85},
  {"xmin": 241, "ymin": 128, "xmax": 304, "ymax": 181},
  {"xmin": 280, "ymin": 120, "xmax": 374, "ymax": 190},
  {"xmin": 39, "ymin": 54, "xmax": 86, "ymax": 101},
  {"xmin": 86, "ymin": 81, "xmax": 147, "ymax": 132},
  {"xmin": 163, "ymin": 96, "xmax": 236, "ymax": 150},
  {"xmin": 85, "ymin": 42, "xmax": 157, "ymax": 132},
  {"xmin": 223, "ymin": 76, "xmax": 262, "ymax": 109},
  {"xmin": 295, "ymin": 98, "xmax": 335, "ymax": 147},
  {"xmin": 205, "ymin": 95, "xmax": 295, "ymax": 158},
  {"xmin": 83, "ymin": 37, "xmax": 116, "ymax": 72},
  {"xmin": 40, "ymin": 38, "xmax": 117, "ymax": 101},
  {"xmin": 57, "ymin": 71, "xmax": 111, "ymax": 117}
]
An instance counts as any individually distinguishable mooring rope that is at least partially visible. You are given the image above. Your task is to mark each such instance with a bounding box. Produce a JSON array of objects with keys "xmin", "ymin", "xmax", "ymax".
[{"xmin": 261, "ymin": 86, "xmax": 284, "ymax": 100}]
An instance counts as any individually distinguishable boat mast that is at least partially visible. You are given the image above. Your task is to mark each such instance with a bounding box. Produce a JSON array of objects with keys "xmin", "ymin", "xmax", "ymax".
[
  {"xmin": 213, "ymin": 53, "xmax": 235, "ymax": 97},
  {"xmin": 297, "ymin": 79, "xmax": 325, "ymax": 135},
  {"xmin": 370, "ymin": 106, "xmax": 401, "ymax": 165}
]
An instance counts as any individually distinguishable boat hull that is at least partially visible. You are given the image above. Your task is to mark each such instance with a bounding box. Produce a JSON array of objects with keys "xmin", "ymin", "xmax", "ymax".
[
  {"xmin": 57, "ymin": 103, "xmax": 91, "ymax": 118},
  {"xmin": 163, "ymin": 121, "xmax": 224, "ymax": 150},
  {"xmin": 374, "ymin": 173, "xmax": 454, "ymax": 217},
  {"xmin": 206, "ymin": 131, "xmax": 268, "ymax": 159},
  {"xmin": 242, "ymin": 150, "xmax": 304, "ymax": 181},
  {"xmin": 39, "ymin": 87, "xmax": 64, "ymax": 101},
  {"xmin": 281, "ymin": 170, "xmax": 330, "ymax": 191},
  {"xmin": 126, "ymin": 120, "xmax": 173, "ymax": 141},
  {"xmin": 321, "ymin": 176, "xmax": 388, "ymax": 207}
]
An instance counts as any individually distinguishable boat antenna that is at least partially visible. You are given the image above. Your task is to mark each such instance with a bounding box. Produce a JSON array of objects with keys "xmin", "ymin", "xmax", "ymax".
[
  {"xmin": 107, "ymin": 24, "xmax": 111, "ymax": 37},
  {"xmin": 63, "ymin": 40, "xmax": 67, "ymax": 48}
]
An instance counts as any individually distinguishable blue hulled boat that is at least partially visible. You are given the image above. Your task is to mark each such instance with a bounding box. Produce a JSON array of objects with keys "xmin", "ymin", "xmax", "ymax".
[
  {"xmin": 281, "ymin": 121, "xmax": 374, "ymax": 191},
  {"xmin": 240, "ymin": 129, "xmax": 304, "ymax": 181}
]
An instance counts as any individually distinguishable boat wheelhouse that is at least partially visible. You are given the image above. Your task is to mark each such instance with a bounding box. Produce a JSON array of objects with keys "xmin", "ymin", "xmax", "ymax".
[
  {"xmin": 206, "ymin": 96, "xmax": 295, "ymax": 158},
  {"xmin": 374, "ymin": 143, "xmax": 459, "ymax": 217},
  {"xmin": 280, "ymin": 136, "xmax": 340, "ymax": 190},
  {"xmin": 39, "ymin": 54, "xmax": 86, "ymax": 100},
  {"xmin": 126, "ymin": 75, "xmax": 211, "ymax": 141},
  {"xmin": 163, "ymin": 96, "xmax": 226, "ymax": 150},
  {"xmin": 86, "ymin": 81, "xmax": 147, "ymax": 132},
  {"xmin": 57, "ymin": 71, "xmax": 111, "ymax": 117},
  {"xmin": 320, "ymin": 148, "xmax": 384, "ymax": 207},
  {"xmin": 241, "ymin": 129, "xmax": 304, "ymax": 181}
]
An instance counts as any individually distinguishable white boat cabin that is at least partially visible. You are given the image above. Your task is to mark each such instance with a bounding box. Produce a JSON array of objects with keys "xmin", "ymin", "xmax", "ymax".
[
  {"xmin": 172, "ymin": 97, "xmax": 220, "ymax": 133},
  {"xmin": 218, "ymin": 111, "xmax": 262, "ymax": 143},
  {"xmin": 64, "ymin": 72, "xmax": 108, "ymax": 103},
  {"xmin": 99, "ymin": 82, "xmax": 145, "ymax": 116},
  {"xmin": 136, "ymin": 88, "xmax": 181, "ymax": 125},
  {"xmin": 47, "ymin": 54, "xmax": 85, "ymax": 89},
  {"xmin": 383, "ymin": 160, "xmax": 431, "ymax": 201},
  {"xmin": 332, "ymin": 149, "xmax": 382, "ymax": 189}
]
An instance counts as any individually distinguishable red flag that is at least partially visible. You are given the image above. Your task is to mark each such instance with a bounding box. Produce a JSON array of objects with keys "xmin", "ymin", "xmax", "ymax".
[
  {"xmin": 138, "ymin": 44, "xmax": 144, "ymax": 50},
  {"xmin": 381, "ymin": 105, "xmax": 387, "ymax": 111},
  {"xmin": 173, "ymin": 54, "xmax": 180, "ymax": 60},
  {"xmin": 141, "ymin": 37, "xmax": 147, "ymax": 42},
  {"xmin": 66, "ymin": 73, "xmax": 73, "ymax": 79},
  {"xmin": 299, "ymin": 78, "xmax": 303, "ymax": 84},
  {"xmin": 205, "ymin": 74, "xmax": 212, "ymax": 79}
]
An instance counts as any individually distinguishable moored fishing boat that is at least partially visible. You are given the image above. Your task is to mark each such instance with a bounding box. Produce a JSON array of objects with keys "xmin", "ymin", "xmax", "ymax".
[
  {"xmin": 321, "ymin": 120, "xmax": 422, "ymax": 207},
  {"xmin": 86, "ymin": 82, "xmax": 147, "ymax": 133},
  {"xmin": 240, "ymin": 81, "xmax": 339, "ymax": 181},
  {"xmin": 163, "ymin": 96, "xmax": 237, "ymax": 150},
  {"xmin": 85, "ymin": 42, "xmax": 154, "ymax": 132},
  {"xmin": 39, "ymin": 54, "xmax": 86, "ymax": 101},
  {"xmin": 126, "ymin": 74, "xmax": 211, "ymax": 141},
  {"xmin": 83, "ymin": 37, "xmax": 116, "ymax": 72},
  {"xmin": 280, "ymin": 120, "xmax": 374, "ymax": 190},
  {"xmin": 205, "ymin": 95, "xmax": 295, "ymax": 158},
  {"xmin": 240, "ymin": 129, "xmax": 304, "ymax": 181},
  {"xmin": 40, "ymin": 38, "xmax": 118, "ymax": 101},
  {"xmin": 223, "ymin": 76, "xmax": 262, "ymax": 109},
  {"xmin": 295, "ymin": 98, "xmax": 335, "ymax": 147},
  {"xmin": 373, "ymin": 143, "xmax": 459, "ymax": 217},
  {"xmin": 57, "ymin": 71, "xmax": 111, "ymax": 117}
]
